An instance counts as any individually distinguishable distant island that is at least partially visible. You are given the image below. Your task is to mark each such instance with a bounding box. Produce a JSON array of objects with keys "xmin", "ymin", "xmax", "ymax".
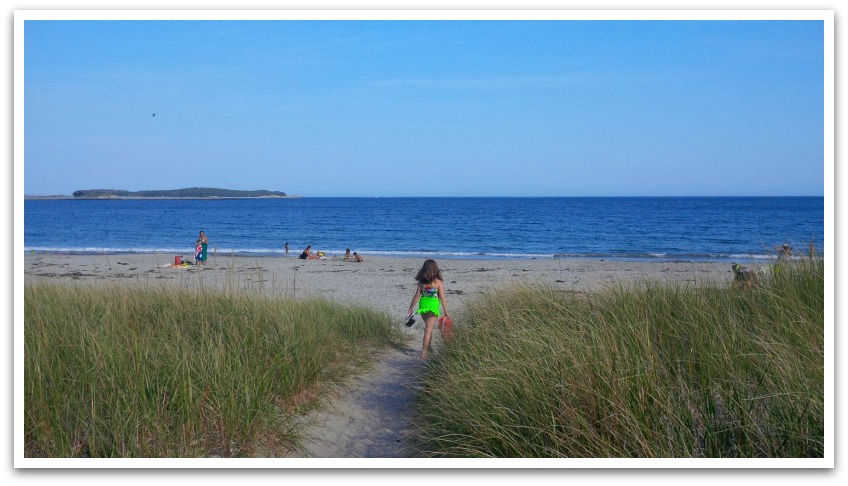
[{"xmin": 26, "ymin": 188, "xmax": 298, "ymax": 199}]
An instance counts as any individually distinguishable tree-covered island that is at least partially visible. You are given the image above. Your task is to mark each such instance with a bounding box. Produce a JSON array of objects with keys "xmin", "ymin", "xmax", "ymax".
[{"xmin": 70, "ymin": 188, "xmax": 293, "ymax": 199}]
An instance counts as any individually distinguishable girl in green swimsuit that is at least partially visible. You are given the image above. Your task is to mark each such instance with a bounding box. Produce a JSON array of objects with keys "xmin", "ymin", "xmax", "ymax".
[{"xmin": 407, "ymin": 259, "xmax": 451, "ymax": 360}]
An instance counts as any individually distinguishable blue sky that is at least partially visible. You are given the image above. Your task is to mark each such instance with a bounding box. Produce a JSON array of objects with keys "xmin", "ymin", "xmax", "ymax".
[{"xmin": 22, "ymin": 17, "xmax": 825, "ymax": 197}]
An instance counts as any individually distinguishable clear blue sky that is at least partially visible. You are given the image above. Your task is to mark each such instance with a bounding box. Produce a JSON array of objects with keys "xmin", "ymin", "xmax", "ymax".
[{"xmin": 23, "ymin": 18, "xmax": 825, "ymax": 197}]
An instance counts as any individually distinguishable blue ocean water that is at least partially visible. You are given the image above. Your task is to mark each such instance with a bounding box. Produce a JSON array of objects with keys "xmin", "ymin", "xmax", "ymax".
[{"xmin": 23, "ymin": 197, "xmax": 824, "ymax": 262}]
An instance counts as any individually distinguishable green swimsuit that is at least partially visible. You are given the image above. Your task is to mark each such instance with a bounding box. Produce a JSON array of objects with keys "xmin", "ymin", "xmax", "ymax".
[{"xmin": 417, "ymin": 284, "xmax": 441, "ymax": 316}]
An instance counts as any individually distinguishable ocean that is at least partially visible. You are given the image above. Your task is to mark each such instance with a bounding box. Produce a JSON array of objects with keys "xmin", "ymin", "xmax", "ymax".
[{"xmin": 23, "ymin": 197, "xmax": 824, "ymax": 262}]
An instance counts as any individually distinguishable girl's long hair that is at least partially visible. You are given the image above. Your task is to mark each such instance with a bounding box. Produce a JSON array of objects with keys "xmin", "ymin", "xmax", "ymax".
[{"xmin": 415, "ymin": 259, "xmax": 442, "ymax": 284}]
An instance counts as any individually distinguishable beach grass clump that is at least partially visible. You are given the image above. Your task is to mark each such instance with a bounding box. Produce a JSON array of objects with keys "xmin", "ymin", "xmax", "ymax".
[
  {"xmin": 24, "ymin": 282, "xmax": 402, "ymax": 458},
  {"xmin": 414, "ymin": 258, "xmax": 824, "ymax": 458}
]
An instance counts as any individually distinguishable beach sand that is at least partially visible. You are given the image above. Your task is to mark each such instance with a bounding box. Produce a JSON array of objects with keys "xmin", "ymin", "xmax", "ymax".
[
  {"xmin": 23, "ymin": 252, "xmax": 737, "ymax": 459},
  {"xmin": 23, "ymin": 252, "xmax": 735, "ymax": 315}
]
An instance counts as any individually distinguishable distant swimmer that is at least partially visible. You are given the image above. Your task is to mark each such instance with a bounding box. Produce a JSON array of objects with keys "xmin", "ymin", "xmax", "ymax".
[{"xmin": 152, "ymin": 113, "xmax": 156, "ymax": 117}]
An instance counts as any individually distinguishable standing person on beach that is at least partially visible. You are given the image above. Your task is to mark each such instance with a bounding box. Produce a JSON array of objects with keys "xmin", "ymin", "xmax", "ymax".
[
  {"xmin": 408, "ymin": 259, "xmax": 450, "ymax": 360},
  {"xmin": 285, "ymin": 242, "xmax": 289, "ymax": 255},
  {"xmin": 197, "ymin": 231, "xmax": 208, "ymax": 266}
]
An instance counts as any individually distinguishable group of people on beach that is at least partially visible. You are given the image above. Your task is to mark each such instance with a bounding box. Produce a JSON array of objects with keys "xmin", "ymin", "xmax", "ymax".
[
  {"xmin": 191, "ymin": 233, "xmax": 439, "ymax": 359},
  {"xmin": 186, "ymin": 231, "xmax": 798, "ymax": 361},
  {"xmin": 190, "ymin": 232, "xmax": 444, "ymax": 359},
  {"xmin": 732, "ymin": 242, "xmax": 800, "ymax": 288},
  {"xmin": 183, "ymin": 241, "xmax": 802, "ymax": 361},
  {"xmin": 193, "ymin": 231, "xmax": 208, "ymax": 266},
  {"xmin": 294, "ymin": 244, "xmax": 364, "ymax": 262},
  {"xmin": 295, "ymin": 242, "xmax": 452, "ymax": 359},
  {"xmin": 192, "ymin": 237, "xmax": 364, "ymax": 263}
]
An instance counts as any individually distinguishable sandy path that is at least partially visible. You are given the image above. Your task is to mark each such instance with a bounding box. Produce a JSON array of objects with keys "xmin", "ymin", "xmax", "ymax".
[{"xmin": 283, "ymin": 343, "xmax": 427, "ymax": 458}]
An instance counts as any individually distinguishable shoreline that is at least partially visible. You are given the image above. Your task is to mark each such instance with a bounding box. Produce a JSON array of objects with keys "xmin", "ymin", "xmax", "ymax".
[
  {"xmin": 23, "ymin": 253, "xmax": 740, "ymax": 315},
  {"xmin": 22, "ymin": 249, "xmax": 781, "ymax": 263}
]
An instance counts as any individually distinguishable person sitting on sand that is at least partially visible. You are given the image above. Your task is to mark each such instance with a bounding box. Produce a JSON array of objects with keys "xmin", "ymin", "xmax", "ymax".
[
  {"xmin": 774, "ymin": 243, "xmax": 792, "ymax": 263},
  {"xmin": 343, "ymin": 248, "xmax": 352, "ymax": 261},
  {"xmin": 299, "ymin": 245, "xmax": 320, "ymax": 260},
  {"xmin": 732, "ymin": 263, "xmax": 758, "ymax": 289},
  {"xmin": 299, "ymin": 245, "xmax": 311, "ymax": 259},
  {"xmin": 353, "ymin": 251, "xmax": 364, "ymax": 262}
]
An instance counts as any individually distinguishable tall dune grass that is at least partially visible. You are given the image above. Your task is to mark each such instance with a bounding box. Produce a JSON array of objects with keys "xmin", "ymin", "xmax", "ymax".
[
  {"xmin": 24, "ymin": 283, "xmax": 402, "ymax": 458},
  {"xmin": 414, "ymin": 258, "xmax": 824, "ymax": 458}
]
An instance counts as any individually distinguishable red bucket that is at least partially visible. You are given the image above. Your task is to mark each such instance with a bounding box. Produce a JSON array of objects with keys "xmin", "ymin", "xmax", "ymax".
[
  {"xmin": 438, "ymin": 316, "xmax": 454, "ymax": 339},
  {"xmin": 175, "ymin": 256, "xmax": 182, "ymax": 265}
]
